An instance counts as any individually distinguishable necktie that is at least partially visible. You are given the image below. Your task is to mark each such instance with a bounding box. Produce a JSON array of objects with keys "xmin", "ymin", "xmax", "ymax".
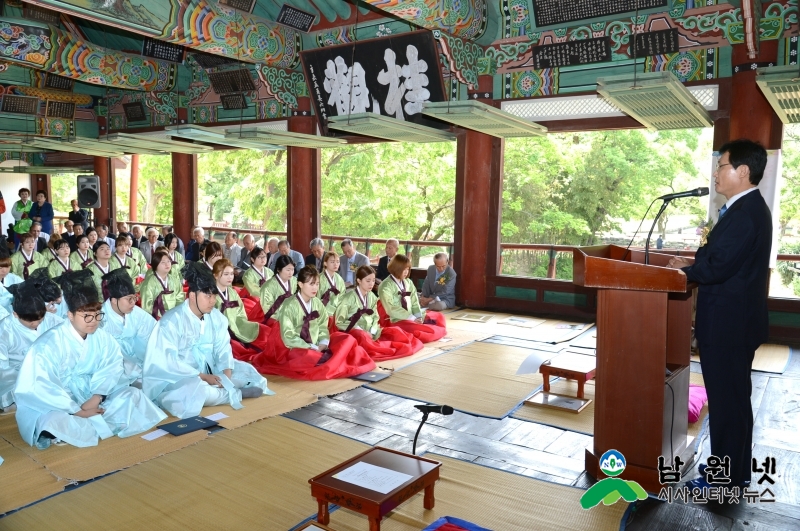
[
  {"xmin": 719, "ymin": 205, "xmax": 728, "ymax": 219},
  {"xmin": 151, "ymin": 244, "xmax": 155, "ymax": 256}
]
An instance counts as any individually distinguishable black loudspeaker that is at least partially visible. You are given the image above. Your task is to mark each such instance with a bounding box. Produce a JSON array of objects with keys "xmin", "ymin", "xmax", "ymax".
[{"xmin": 77, "ymin": 175, "xmax": 101, "ymax": 208}]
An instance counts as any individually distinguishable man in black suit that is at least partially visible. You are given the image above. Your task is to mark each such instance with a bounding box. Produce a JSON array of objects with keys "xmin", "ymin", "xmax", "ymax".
[
  {"xmin": 375, "ymin": 238, "xmax": 399, "ymax": 284},
  {"xmin": 61, "ymin": 220, "xmax": 77, "ymax": 251},
  {"xmin": 669, "ymin": 139, "xmax": 772, "ymax": 490},
  {"xmin": 305, "ymin": 238, "xmax": 325, "ymax": 271}
]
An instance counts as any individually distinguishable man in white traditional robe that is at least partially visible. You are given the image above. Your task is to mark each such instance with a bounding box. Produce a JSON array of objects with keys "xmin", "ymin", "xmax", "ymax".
[
  {"xmin": 14, "ymin": 269, "xmax": 166, "ymax": 449},
  {"xmin": 100, "ymin": 268, "xmax": 157, "ymax": 386},
  {"xmin": 0, "ymin": 282, "xmax": 63, "ymax": 409},
  {"xmin": 143, "ymin": 262, "xmax": 271, "ymax": 419}
]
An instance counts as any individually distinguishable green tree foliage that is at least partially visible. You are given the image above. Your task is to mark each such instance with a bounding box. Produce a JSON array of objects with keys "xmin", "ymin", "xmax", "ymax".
[
  {"xmin": 137, "ymin": 154, "xmax": 173, "ymax": 224},
  {"xmin": 320, "ymin": 142, "xmax": 456, "ymax": 243},
  {"xmin": 197, "ymin": 149, "xmax": 287, "ymax": 231}
]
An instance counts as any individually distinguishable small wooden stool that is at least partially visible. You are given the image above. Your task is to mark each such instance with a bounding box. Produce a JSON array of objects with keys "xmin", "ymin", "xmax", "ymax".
[{"xmin": 540, "ymin": 353, "xmax": 597, "ymax": 399}]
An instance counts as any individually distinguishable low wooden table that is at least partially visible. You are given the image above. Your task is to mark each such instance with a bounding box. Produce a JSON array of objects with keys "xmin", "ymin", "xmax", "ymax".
[
  {"xmin": 539, "ymin": 352, "xmax": 597, "ymax": 399},
  {"xmin": 309, "ymin": 447, "xmax": 441, "ymax": 531}
]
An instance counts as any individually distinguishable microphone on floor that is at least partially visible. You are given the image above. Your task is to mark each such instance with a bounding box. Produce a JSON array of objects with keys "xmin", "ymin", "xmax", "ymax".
[
  {"xmin": 412, "ymin": 404, "xmax": 454, "ymax": 456},
  {"xmin": 414, "ymin": 404, "xmax": 454, "ymax": 415}
]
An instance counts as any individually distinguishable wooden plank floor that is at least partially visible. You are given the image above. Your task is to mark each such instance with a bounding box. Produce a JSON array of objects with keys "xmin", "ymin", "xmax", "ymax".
[{"xmin": 285, "ymin": 350, "xmax": 800, "ymax": 531}]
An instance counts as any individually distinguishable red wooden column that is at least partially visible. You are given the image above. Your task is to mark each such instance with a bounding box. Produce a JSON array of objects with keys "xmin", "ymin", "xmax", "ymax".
[
  {"xmin": 727, "ymin": 41, "xmax": 783, "ymax": 149},
  {"xmin": 286, "ymin": 97, "xmax": 321, "ymax": 249},
  {"xmin": 129, "ymin": 153, "xmax": 139, "ymax": 221},
  {"xmin": 453, "ymin": 76, "xmax": 503, "ymax": 308},
  {"xmin": 171, "ymin": 152, "xmax": 198, "ymax": 244},
  {"xmin": 93, "ymin": 156, "xmax": 115, "ymax": 227}
]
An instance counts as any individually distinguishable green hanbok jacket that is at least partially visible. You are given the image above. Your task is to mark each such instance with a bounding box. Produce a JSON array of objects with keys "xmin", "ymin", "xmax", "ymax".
[
  {"xmin": 139, "ymin": 270, "xmax": 185, "ymax": 319},
  {"xmin": 69, "ymin": 249, "xmax": 94, "ymax": 270},
  {"xmin": 259, "ymin": 276, "xmax": 297, "ymax": 319},
  {"xmin": 164, "ymin": 250, "xmax": 184, "ymax": 284},
  {"xmin": 215, "ymin": 287, "xmax": 258, "ymax": 343},
  {"xmin": 377, "ymin": 276, "xmax": 426, "ymax": 323},
  {"xmin": 110, "ymin": 253, "xmax": 139, "ymax": 286},
  {"xmin": 11, "ymin": 250, "xmax": 48, "ymax": 279},
  {"xmin": 276, "ymin": 294, "xmax": 330, "ymax": 349},
  {"xmin": 47, "ymin": 256, "xmax": 72, "ymax": 279},
  {"xmin": 40, "ymin": 247, "xmax": 58, "ymax": 263},
  {"xmin": 334, "ymin": 287, "xmax": 381, "ymax": 339},
  {"xmin": 318, "ymin": 269, "xmax": 346, "ymax": 317},
  {"xmin": 242, "ymin": 266, "xmax": 273, "ymax": 297},
  {"xmin": 86, "ymin": 260, "xmax": 112, "ymax": 300}
]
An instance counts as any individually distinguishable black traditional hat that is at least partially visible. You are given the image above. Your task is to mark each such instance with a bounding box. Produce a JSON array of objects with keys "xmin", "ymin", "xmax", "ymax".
[
  {"xmin": 58, "ymin": 269, "xmax": 99, "ymax": 312},
  {"xmin": 27, "ymin": 268, "xmax": 62, "ymax": 303},
  {"xmin": 101, "ymin": 268, "xmax": 135, "ymax": 299},
  {"xmin": 0, "ymin": 235, "xmax": 10, "ymax": 260},
  {"xmin": 182, "ymin": 262, "xmax": 217, "ymax": 294},
  {"xmin": 7, "ymin": 280, "xmax": 46, "ymax": 317}
]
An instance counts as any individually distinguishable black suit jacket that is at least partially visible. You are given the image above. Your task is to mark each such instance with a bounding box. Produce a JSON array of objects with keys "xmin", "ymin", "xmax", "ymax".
[
  {"xmin": 61, "ymin": 232, "xmax": 77, "ymax": 252},
  {"xmin": 683, "ymin": 189, "xmax": 772, "ymax": 351},
  {"xmin": 376, "ymin": 255, "xmax": 390, "ymax": 280},
  {"xmin": 305, "ymin": 253, "xmax": 323, "ymax": 271}
]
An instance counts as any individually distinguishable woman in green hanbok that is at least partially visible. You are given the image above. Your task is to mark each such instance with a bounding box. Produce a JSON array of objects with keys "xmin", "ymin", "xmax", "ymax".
[
  {"xmin": 140, "ymin": 250, "xmax": 184, "ymax": 320},
  {"xmin": 70, "ymin": 235, "xmax": 94, "ymax": 270},
  {"xmin": 318, "ymin": 251, "xmax": 346, "ymax": 319},
  {"xmin": 213, "ymin": 259, "xmax": 274, "ymax": 362},
  {"xmin": 47, "ymin": 239, "xmax": 73, "ymax": 279},
  {"xmin": 259, "ymin": 255, "xmax": 297, "ymax": 321},
  {"xmin": 242, "ymin": 246, "xmax": 273, "ymax": 297},
  {"xmin": 248, "ymin": 265, "xmax": 374, "ymax": 380},
  {"xmin": 163, "ymin": 233, "xmax": 185, "ymax": 283}
]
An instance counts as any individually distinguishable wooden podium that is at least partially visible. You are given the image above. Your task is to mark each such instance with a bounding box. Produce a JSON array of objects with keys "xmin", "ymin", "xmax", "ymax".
[{"xmin": 573, "ymin": 245, "xmax": 694, "ymax": 493}]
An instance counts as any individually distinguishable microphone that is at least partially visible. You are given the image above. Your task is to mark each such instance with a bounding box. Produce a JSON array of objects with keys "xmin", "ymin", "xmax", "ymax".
[
  {"xmin": 644, "ymin": 188, "xmax": 708, "ymax": 265},
  {"xmin": 658, "ymin": 187, "xmax": 709, "ymax": 201},
  {"xmin": 414, "ymin": 404, "xmax": 454, "ymax": 415}
]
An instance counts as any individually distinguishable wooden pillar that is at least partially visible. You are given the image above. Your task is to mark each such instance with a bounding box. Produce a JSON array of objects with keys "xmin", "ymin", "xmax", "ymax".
[
  {"xmin": 728, "ymin": 41, "xmax": 783, "ymax": 149},
  {"xmin": 171, "ymin": 152, "xmax": 197, "ymax": 245},
  {"xmin": 93, "ymin": 156, "xmax": 115, "ymax": 227},
  {"xmin": 129, "ymin": 153, "xmax": 139, "ymax": 221},
  {"xmin": 453, "ymin": 76, "xmax": 503, "ymax": 308},
  {"xmin": 286, "ymin": 97, "xmax": 321, "ymax": 249}
]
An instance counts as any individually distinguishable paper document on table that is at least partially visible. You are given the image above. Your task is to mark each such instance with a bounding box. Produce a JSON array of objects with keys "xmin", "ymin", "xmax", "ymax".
[
  {"xmin": 516, "ymin": 350, "xmax": 552, "ymax": 375},
  {"xmin": 204, "ymin": 412, "xmax": 229, "ymax": 421},
  {"xmin": 332, "ymin": 461, "xmax": 413, "ymax": 494}
]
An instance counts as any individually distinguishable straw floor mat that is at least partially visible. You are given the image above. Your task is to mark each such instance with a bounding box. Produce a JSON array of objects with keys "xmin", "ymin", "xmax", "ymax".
[
  {"xmin": 513, "ymin": 372, "xmax": 709, "ymax": 439},
  {"xmin": 328, "ymin": 455, "xmax": 628, "ymax": 531},
  {"xmin": 691, "ymin": 343, "xmax": 792, "ymax": 374},
  {"xmin": 445, "ymin": 311, "xmax": 592, "ymax": 343},
  {"xmin": 0, "ymin": 437, "xmax": 66, "ymax": 515},
  {"xmin": 367, "ymin": 342, "xmax": 544, "ymax": 418},
  {"xmin": 199, "ymin": 380, "xmax": 317, "ymax": 430},
  {"xmin": 0, "ymin": 417, "xmax": 368, "ymax": 530},
  {"xmin": 266, "ymin": 375, "xmax": 366, "ymax": 397}
]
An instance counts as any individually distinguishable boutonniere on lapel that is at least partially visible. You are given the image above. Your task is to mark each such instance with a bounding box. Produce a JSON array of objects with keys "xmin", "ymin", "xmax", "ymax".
[
  {"xmin": 436, "ymin": 273, "xmax": 450, "ymax": 285},
  {"xmin": 349, "ymin": 262, "xmax": 357, "ymax": 272},
  {"xmin": 699, "ymin": 218, "xmax": 715, "ymax": 247}
]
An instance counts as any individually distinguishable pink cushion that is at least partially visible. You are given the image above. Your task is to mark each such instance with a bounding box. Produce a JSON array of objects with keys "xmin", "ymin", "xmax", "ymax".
[{"xmin": 688, "ymin": 384, "xmax": 708, "ymax": 423}]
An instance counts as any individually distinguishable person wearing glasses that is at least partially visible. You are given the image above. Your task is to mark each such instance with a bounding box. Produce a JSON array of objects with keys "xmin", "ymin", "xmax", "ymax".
[
  {"xmin": 0, "ymin": 280, "xmax": 63, "ymax": 411},
  {"xmin": 100, "ymin": 269, "xmax": 157, "ymax": 387},
  {"xmin": 13, "ymin": 269, "xmax": 166, "ymax": 449},
  {"xmin": 668, "ymin": 139, "xmax": 773, "ymax": 491},
  {"xmin": 143, "ymin": 262, "xmax": 270, "ymax": 419}
]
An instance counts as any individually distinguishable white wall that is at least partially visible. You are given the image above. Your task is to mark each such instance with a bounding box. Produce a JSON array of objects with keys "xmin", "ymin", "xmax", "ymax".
[{"xmin": 0, "ymin": 160, "xmax": 29, "ymax": 239}]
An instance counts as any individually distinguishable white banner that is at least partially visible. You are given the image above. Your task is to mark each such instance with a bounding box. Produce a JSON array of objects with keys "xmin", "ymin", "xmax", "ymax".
[{"xmin": 708, "ymin": 150, "xmax": 781, "ymax": 268}]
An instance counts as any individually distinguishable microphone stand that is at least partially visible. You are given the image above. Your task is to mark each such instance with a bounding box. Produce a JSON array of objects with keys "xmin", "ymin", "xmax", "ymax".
[
  {"xmin": 644, "ymin": 199, "xmax": 672, "ymax": 265},
  {"xmin": 412, "ymin": 411, "xmax": 430, "ymax": 456}
]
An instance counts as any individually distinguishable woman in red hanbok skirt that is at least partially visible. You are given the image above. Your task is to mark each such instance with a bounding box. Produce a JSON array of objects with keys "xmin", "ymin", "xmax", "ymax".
[
  {"xmin": 249, "ymin": 265, "xmax": 375, "ymax": 380},
  {"xmin": 335, "ymin": 265, "xmax": 422, "ymax": 361},
  {"xmin": 376, "ymin": 254, "xmax": 447, "ymax": 343}
]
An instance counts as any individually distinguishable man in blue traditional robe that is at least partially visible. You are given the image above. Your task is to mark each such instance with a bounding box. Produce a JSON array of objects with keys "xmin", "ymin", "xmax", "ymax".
[
  {"xmin": 100, "ymin": 268, "xmax": 157, "ymax": 386},
  {"xmin": 0, "ymin": 282, "xmax": 63, "ymax": 410},
  {"xmin": 14, "ymin": 269, "xmax": 166, "ymax": 449},
  {"xmin": 143, "ymin": 262, "xmax": 271, "ymax": 419}
]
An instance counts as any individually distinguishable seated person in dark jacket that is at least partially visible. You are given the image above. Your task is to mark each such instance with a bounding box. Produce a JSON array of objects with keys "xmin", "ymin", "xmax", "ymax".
[
  {"xmin": 186, "ymin": 227, "xmax": 207, "ymax": 262},
  {"xmin": 305, "ymin": 238, "xmax": 325, "ymax": 271},
  {"xmin": 375, "ymin": 238, "xmax": 399, "ymax": 284},
  {"xmin": 419, "ymin": 253, "xmax": 457, "ymax": 311}
]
